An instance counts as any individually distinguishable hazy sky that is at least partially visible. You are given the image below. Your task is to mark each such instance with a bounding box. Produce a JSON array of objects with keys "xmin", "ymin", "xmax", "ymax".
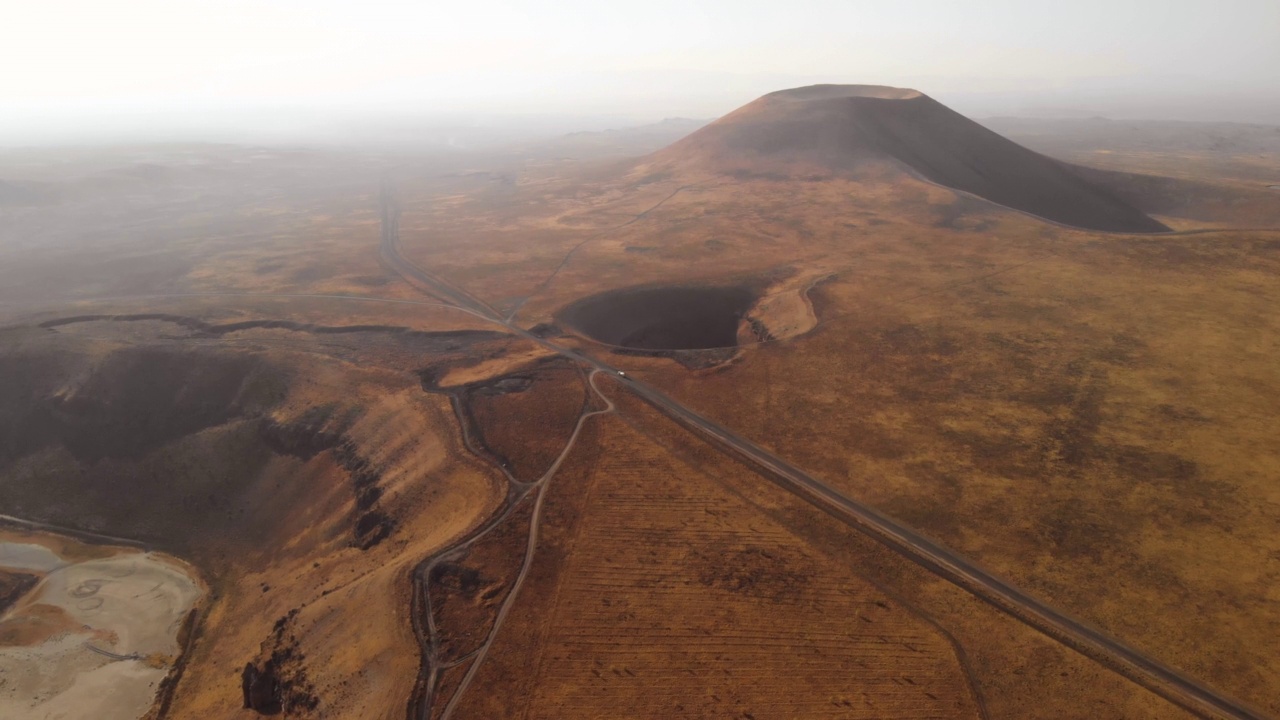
[{"xmin": 3, "ymin": 0, "xmax": 1278, "ymax": 143}]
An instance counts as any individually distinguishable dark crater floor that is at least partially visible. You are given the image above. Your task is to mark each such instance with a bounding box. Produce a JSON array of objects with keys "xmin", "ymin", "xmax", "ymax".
[{"xmin": 557, "ymin": 284, "xmax": 756, "ymax": 351}]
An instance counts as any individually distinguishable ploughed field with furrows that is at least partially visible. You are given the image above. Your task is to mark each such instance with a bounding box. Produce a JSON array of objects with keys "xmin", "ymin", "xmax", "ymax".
[{"xmin": 451, "ymin": 411, "xmax": 982, "ymax": 719}]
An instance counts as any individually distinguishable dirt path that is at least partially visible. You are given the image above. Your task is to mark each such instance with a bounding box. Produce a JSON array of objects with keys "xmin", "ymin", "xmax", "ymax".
[
  {"xmin": 406, "ymin": 368, "xmax": 616, "ymax": 718},
  {"xmin": 379, "ymin": 182, "xmax": 1271, "ymax": 720},
  {"xmin": 435, "ymin": 370, "xmax": 615, "ymax": 719},
  {"xmin": 505, "ymin": 183, "xmax": 701, "ymax": 324}
]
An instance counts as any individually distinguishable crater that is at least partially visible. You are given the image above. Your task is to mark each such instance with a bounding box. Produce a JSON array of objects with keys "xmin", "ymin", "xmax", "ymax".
[
  {"xmin": 767, "ymin": 84, "xmax": 923, "ymax": 102},
  {"xmin": 557, "ymin": 284, "xmax": 757, "ymax": 351}
]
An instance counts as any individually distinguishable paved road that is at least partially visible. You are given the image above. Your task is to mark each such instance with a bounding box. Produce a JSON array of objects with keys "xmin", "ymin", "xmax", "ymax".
[{"xmin": 380, "ymin": 183, "xmax": 1270, "ymax": 720}]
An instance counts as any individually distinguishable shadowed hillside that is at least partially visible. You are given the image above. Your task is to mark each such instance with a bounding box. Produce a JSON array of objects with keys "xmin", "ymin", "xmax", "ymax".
[{"xmin": 652, "ymin": 84, "xmax": 1169, "ymax": 233}]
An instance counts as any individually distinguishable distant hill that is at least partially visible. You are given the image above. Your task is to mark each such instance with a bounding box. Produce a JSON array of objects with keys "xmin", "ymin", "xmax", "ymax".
[
  {"xmin": 648, "ymin": 84, "xmax": 1168, "ymax": 233},
  {"xmin": 543, "ymin": 118, "xmax": 710, "ymax": 159},
  {"xmin": 981, "ymin": 116, "xmax": 1280, "ymax": 158}
]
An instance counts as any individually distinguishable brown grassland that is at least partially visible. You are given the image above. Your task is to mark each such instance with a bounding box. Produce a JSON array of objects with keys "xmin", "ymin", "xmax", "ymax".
[
  {"xmin": 0, "ymin": 94, "xmax": 1277, "ymax": 719},
  {"xmin": 449, "ymin": 387, "xmax": 1194, "ymax": 719},
  {"xmin": 589, "ymin": 183, "xmax": 1280, "ymax": 713}
]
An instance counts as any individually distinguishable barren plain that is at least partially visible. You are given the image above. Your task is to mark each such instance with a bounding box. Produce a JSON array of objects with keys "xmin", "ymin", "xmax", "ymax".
[{"xmin": 1, "ymin": 86, "xmax": 1277, "ymax": 719}]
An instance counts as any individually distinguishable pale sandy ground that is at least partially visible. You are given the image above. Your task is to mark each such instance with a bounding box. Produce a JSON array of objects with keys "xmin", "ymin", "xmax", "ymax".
[
  {"xmin": 0, "ymin": 540, "xmax": 202, "ymax": 720},
  {"xmin": 436, "ymin": 345, "xmax": 557, "ymax": 387},
  {"xmin": 741, "ymin": 263, "xmax": 842, "ymax": 343},
  {"xmin": 744, "ymin": 286, "xmax": 818, "ymax": 341}
]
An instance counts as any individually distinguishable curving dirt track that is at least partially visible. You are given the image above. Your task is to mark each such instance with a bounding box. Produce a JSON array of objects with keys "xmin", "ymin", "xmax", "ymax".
[
  {"xmin": 409, "ymin": 369, "xmax": 616, "ymax": 719},
  {"xmin": 379, "ymin": 182, "xmax": 1270, "ymax": 720}
]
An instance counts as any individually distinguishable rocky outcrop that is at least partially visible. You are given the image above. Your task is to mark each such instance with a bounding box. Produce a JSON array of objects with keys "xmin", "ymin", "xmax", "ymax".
[
  {"xmin": 242, "ymin": 609, "xmax": 319, "ymax": 716},
  {"xmin": 258, "ymin": 417, "xmax": 396, "ymax": 550}
]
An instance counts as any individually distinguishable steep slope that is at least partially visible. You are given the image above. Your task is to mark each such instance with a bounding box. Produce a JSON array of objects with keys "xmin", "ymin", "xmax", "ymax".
[
  {"xmin": 0, "ymin": 320, "xmax": 509, "ymax": 719},
  {"xmin": 651, "ymin": 84, "xmax": 1169, "ymax": 233}
]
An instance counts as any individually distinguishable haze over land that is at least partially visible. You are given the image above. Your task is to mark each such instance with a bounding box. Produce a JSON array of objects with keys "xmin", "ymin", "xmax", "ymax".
[
  {"xmin": 3, "ymin": 0, "xmax": 1279, "ymax": 145},
  {"xmin": 2, "ymin": 3, "xmax": 1280, "ymax": 720}
]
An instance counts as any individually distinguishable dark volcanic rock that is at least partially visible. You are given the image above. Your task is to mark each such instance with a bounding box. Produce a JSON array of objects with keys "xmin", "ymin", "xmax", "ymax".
[
  {"xmin": 557, "ymin": 284, "xmax": 756, "ymax": 351},
  {"xmin": 242, "ymin": 661, "xmax": 282, "ymax": 714},
  {"xmin": 244, "ymin": 610, "xmax": 320, "ymax": 716},
  {"xmin": 654, "ymin": 84, "xmax": 1170, "ymax": 233}
]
